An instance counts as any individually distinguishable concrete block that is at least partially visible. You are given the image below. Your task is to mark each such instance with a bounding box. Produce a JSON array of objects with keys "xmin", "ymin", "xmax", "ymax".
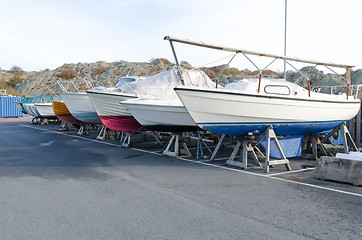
[{"xmin": 315, "ymin": 156, "xmax": 362, "ymax": 186}]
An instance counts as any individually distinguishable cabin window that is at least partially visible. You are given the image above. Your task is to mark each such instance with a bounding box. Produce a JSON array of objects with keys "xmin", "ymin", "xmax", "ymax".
[{"xmin": 264, "ymin": 85, "xmax": 290, "ymax": 95}]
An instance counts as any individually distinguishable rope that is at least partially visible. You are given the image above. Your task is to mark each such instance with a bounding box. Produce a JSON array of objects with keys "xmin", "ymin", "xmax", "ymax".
[{"xmin": 183, "ymin": 53, "xmax": 239, "ymax": 74}]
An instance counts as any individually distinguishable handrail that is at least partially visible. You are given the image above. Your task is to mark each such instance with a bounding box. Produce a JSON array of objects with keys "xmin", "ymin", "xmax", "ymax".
[
  {"xmin": 312, "ymin": 84, "xmax": 362, "ymax": 99},
  {"xmin": 56, "ymin": 79, "xmax": 107, "ymax": 93}
]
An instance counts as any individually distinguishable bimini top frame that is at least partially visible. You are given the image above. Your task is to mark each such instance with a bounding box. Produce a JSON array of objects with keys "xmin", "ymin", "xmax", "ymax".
[{"xmin": 164, "ymin": 36, "xmax": 355, "ymax": 98}]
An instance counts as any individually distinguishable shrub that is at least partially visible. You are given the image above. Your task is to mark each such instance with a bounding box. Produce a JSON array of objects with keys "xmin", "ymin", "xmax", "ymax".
[
  {"xmin": 180, "ymin": 60, "xmax": 192, "ymax": 69},
  {"xmin": 226, "ymin": 68, "xmax": 243, "ymax": 75},
  {"xmin": 202, "ymin": 68, "xmax": 217, "ymax": 79},
  {"xmin": 0, "ymin": 76, "xmax": 6, "ymax": 88},
  {"xmin": 91, "ymin": 65, "xmax": 108, "ymax": 76},
  {"xmin": 10, "ymin": 65, "xmax": 24, "ymax": 74},
  {"xmin": 9, "ymin": 75, "xmax": 24, "ymax": 87},
  {"xmin": 7, "ymin": 66, "xmax": 25, "ymax": 87},
  {"xmin": 160, "ymin": 58, "xmax": 171, "ymax": 65},
  {"xmin": 57, "ymin": 69, "xmax": 78, "ymax": 80}
]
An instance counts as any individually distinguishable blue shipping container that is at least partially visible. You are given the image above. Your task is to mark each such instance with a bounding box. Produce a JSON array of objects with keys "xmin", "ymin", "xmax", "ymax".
[{"xmin": 0, "ymin": 96, "xmax": 24, "ymax": 117}]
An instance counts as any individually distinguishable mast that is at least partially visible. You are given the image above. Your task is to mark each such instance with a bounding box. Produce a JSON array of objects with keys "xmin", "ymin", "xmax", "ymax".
[
  {"xmin": 165, "ymin": 36, "xmax": 184, "ymax": 84},
  {"xmin": 283, "ymin": 0, "xmax": 287, "ymax": 80}
]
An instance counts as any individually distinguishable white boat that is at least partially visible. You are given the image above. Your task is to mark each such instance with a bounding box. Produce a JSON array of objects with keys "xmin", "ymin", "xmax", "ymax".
[
  {"xmin": 86, "ymin": 76, "xmax": 148, "ymax": 132},
  {"xmin": 122, "ymin": 98, "xmax": 198, "ymax": 132},
  {"xmin": 23, "ymin": 103, "xmax": 41, "ymax": 117},
  {"xmin": 121, "ymin": 68, "xmax": 216, "ymax": 132},
  {"xmin": 175, "ymin": 78, "xmax": 361, "ymax": 136},
  {"xmin": 59, "ymin": 92, "xmax": 102, "ymax": 124},
  {"xmin": 34, "ymin": 102, "xmax": 57, "ymax": 118},
  {"xmin": 163, "ymin": 36, "xmax": 361, "ymax": 137},
  {"xmin": 14, "ymin": 101, "xmax": 25, "ymax": 113}
]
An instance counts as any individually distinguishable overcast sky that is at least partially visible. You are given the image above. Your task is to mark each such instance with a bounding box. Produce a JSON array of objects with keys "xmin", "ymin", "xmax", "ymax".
[{"xmin": 1, "ymin": 0, "xmax": 361, "ymax": 74}]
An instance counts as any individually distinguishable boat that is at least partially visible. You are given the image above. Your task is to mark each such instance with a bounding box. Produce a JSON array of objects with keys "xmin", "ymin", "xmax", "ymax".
[
  {"xmin": 122, "ymin": 98, "xmax": 198, "ymax": 132},
  {"xmin": 166, "ymin": 36, "xmax": 361, "ymax": 137},
  {"xmin": 121, "ymin": 69, "xmax": 216, "ymax": 132},
  {"xmin": 175, "ymin": 78, "xmax": 361, "ymax": 136},
  {"xmin": 52, "ymin": 100, "xmax": 88, "ymax": 125},
  {"xmin": 23, "ymin": 103, "xmax": 40, "ymax": 117},
  {"xmin": 14, "ymin": 101, "xmax": 26, "ymax": 114},
  {"xmin": 59, "ymin": 92, "xmax": 102, "ymax": 124},
  {"xmin": 86, "ymin": 76, "xmax": 148, "ymax": 132},
  {"xmin": 57, "ymin": 79, "xmax": 110, "ymax": 125},
  {"xmin": 34, "ymin": 102, "xmax": 57, "ymax": 119},
  {"xmin": 17, "ymin": 95, "xmax": 62, "ymax": 116}
]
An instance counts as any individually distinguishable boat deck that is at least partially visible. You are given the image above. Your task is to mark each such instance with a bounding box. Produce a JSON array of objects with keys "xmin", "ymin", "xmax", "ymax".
[{"xmin": 0, "ymin": 116, "xmax": 361, "ymax": 239}]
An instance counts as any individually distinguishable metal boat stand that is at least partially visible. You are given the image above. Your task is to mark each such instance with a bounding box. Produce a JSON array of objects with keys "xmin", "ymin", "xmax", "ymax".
[
  {"xmin": 210, "ymin": 134, "xmax": 226, "ymax": 161},
  {"xmin": 163, "ymin": 133, "xmax": 192, "ymax": 158},
  {"xmin": 40, "ymin": 118, "xmax": 49, "ymax": 126},
  {"xmin": 58, "ymin": 121, "xmax": 71, "ymax": 131},
  {"xmin": 141, "ymin": 131, "xmax": 162, "ymax": 145},
  {"xmin": 304, "ymin": 134, "xmax": 332, "ymax": 159},
  {"xmin": 31, "ymin": 116, "xmax": 43, "ymax": 124},
  {"xmin": 119, "ymin": 131, "xmax": 163, "ymax": 148},
  {"xmin": 96, "ymin": 125, "xmax": 116, "ymax": 141},
  {"xmin": 226, "ymin": 126, "xmax": 292, "ymax": 173},
  {"xmin": 195, "ymin": 130, "xmax": 213, "ymax": 159},
  {"xmin": 120, "ymin": 131, "xmax": 132, "ymax": 147},
  {"xmin": 77, "ymin": 124, "xmax": 91, "ymax": 136},
  {"xmin": 307, "ymin": 122, "xmax": 358, "ymax": 159},
  {"xmin": 339, "ymin": 122, "xmax": 358, "ymax": 153}
]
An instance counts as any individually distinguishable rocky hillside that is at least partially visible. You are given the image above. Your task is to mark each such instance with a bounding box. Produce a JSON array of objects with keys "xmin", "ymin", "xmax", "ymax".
[
  {"xmin": 0, "ymin": 58, "xmax": 174, "ymax": 96},
  {"xmin": 1, "ymin": 58, "xmax": 361, "ymax": 96}
]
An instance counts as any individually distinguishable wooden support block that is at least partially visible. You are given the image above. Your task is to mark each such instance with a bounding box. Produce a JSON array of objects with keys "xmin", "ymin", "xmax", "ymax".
[
  {"xmin": 163, "ymin": 134, "xmax": 191, "ymax": 158},
  {"xmin": 210, "ymin": 134, "xmax": 226, "ymax": 161}
]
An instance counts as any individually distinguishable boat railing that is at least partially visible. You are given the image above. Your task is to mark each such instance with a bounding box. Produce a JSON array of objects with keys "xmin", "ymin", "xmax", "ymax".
[
  {"xmin": 117, "ymin": 79, "xmax": 137, "ymax": 95},
  {"xmin": 57, "ymin": 78, "xmax": 108, "ymax": 93},
  {"xmin": 312, "ymin": 84, "xmax": 362, "ymax": 99}
]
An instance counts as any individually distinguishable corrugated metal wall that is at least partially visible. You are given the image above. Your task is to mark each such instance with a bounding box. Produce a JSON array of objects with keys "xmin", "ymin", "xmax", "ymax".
[{"xmin": 0, "ymin": 96, "xmax": 24, "ymax": 118}]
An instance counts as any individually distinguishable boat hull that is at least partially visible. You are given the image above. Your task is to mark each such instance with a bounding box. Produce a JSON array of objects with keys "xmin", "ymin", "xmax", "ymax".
[
  {"xmin": 87, "ymin": 90, "xmax": 147, "ymax": 131},
  {"xmin": 98, "ymin": 115, "xmax": 147, "ymax": 132},
  {"xmin": 59, "ymin": 92, "xmax": 101, "ymax": 124},
  {"xmin": 34, "ymin": 103, "xmax": 57, "ymax": 118},
  {"xmin": 23, "ymin": 103, "xmax": 40, "ymax": 117},
  {"xmin": 122, "ymin": 101, "xmax": 198, "ymax": 132},
  {"xmin": 52, "ymin": 101, "xmax": 88, "ymax": 125},
  {"xmin": 14, "ymin": 102, "xmax": 26, "ymax": 114},
  {"xmin": 175, "ymin": 87, "xmax": 361, "ymax": 136}
]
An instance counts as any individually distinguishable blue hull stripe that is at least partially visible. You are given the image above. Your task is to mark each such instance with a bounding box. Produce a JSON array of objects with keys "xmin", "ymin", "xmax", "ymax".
[{"xmin": 197, "ymin": 120, "xmax": 346, "ymax": 136}]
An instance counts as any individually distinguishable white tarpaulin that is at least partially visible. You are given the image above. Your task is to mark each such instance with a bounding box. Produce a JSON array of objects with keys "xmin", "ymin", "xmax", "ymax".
[{"xmin": 119, "ymin": 68, "xmax": 216, "ymax": 99}]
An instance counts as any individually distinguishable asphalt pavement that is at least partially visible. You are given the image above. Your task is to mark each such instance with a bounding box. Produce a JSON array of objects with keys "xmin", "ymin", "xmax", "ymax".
[{"xmin": 0, "ymin": 117, "xmax": 361, "ymax": 240}]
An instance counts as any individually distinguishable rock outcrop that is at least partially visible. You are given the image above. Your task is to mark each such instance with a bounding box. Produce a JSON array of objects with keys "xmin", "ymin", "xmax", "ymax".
[{"xmin": 1, "ymin": 59, "xmax": 361, "ymax": 97}]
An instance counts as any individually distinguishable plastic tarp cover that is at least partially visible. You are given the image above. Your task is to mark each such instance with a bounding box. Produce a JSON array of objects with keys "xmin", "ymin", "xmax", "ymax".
[
  {"xmin": 259, "ymin": 135, "xmax": 303, "ymax": 159},
  {"xmin": 19, "ymin": 95, "xmax": 62, "ymax": 104},
  {"xmin": 119, "ymin": 68, "xmax": 216, "ymax": 100}
]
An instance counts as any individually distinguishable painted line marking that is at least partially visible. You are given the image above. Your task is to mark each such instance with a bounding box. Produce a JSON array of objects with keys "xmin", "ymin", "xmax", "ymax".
[
  {"xmin": 203, "ymin": 157, "xmax": 235, "ymax": 162},
  {"xmin": 267, "ymin": 168, "xmax": 316, "ymax": 176},
  {"xmin": 19, "ymin": 124, "xmax": 362, "ymax": 198},
  {"xmin": 39, "ymin": 140, "xmax": 56, "ymax": 147}
]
